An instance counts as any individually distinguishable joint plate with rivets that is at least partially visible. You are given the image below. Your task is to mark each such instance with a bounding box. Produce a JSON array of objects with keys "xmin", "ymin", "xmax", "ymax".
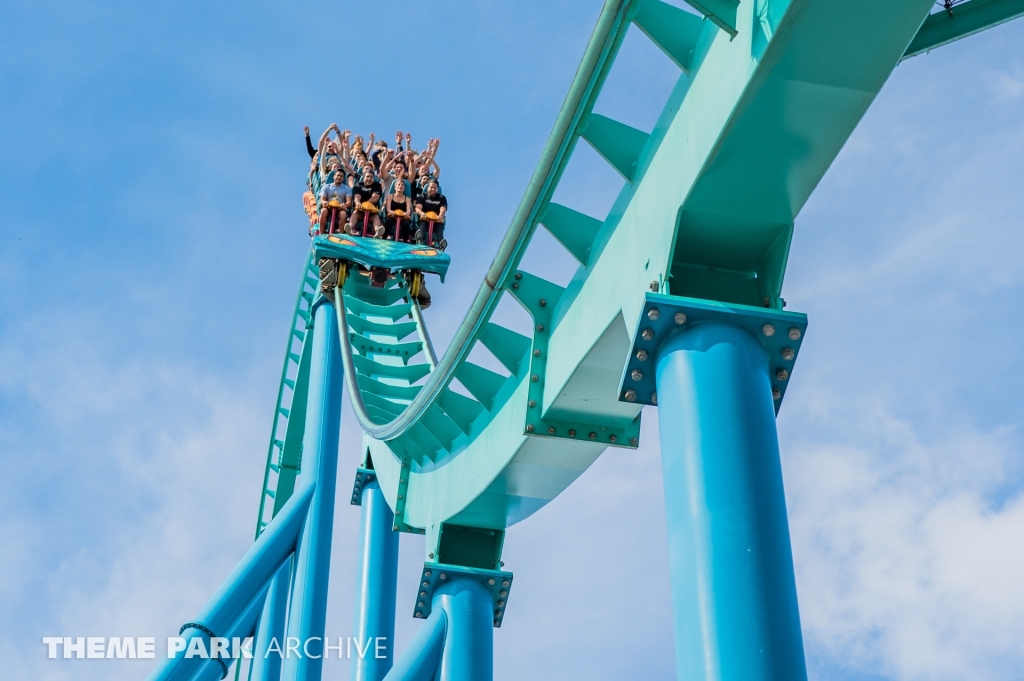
[
  {"xmin": 507, "ymin": 271, "xmax": 641, "ymax": 449},
  {"xmin": 350, "ymin": 467, "xmax": 376, "ymax": 506},
  {"xmin": 620, "ymin": 293, "xmax": 808, "ymax": 414},
  {"xmin": 412, "ymin": 563, "xmax": 514, "ymax": 628}
]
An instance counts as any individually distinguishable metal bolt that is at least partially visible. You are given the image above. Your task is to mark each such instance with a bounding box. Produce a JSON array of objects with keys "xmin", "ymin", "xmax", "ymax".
[
  {"xmin": 636, "ymin": 349, "xmax": 648, "ymax": 361},
  {"xmin": 630, "ymin": 437, "xmax": 639, "ymax": 446},
  {"xmin": 422, "ymin": 581, "xmax": 429, "ymax": 587},
  {"xmin": 497, "ymin": 600, "xmax": 505, "ymax": 607},
  {"xmin": 624, "ymin": 389, "xmax": 637, "ymax": 402},
  {"xmin": 420, "ymin": 591, "xmax": 427, "ymax": 597},
  {"xmin": 424, "ymin": 570, "xmax": 431, "ymax": 577},
  {"xmin": 776, "ymin": 369, "xmax": 789, "ymax": 381},
  {"xmin": 503, "ymin": 580, "xmax": 510, "ymax": 587},
  {"xmin": 631, "ymin": 369, "xmax": 643, "ymax": 381},
  {"xmin": 415, "ymin": 612, "xmax": 423, "ymax": 618},
  {"xmin": 548, "ymin": 426, "xmax": 556, "ymax": 434},
  {"xmin": 488, "ymin": 578, "xmax": 495, "ymax": 586},
  {"xmin": 762, "ymin": 324, "xmax": 776, "ymax": 337},
  {"xmin": 500, "ymin": 590, "xmax": 507, "ymax": 597},
  {"xmin": 589, "ymin": 432, "xmax": 596, "ymax": 440},
  {"xmin": 772, "ymin": 388, "xmax": 781, "ymax": 400},
  {"xmin": 400, "ymin": 478, "xmax": 406, "ymax": 484},
  {"xmin": 536, "ymin": 324, "xmax": 544, "ymax": 332},
  {"xmin": 781, "ymin": 347, "xmax": 795, "ymax": 361},
  {"xmin": 515, "ymin": 272, "xmax": 522, "ymax": 280},
  {"xmin": 512, "ymin": 282, "xmax": 519, "ymax": 289},
  {"xmin": 789, "ymin": 327, "xmax": 802, "ymax": 340},
  {"xmin": 526, "ymin": 424, "xmax": 535, "ymax": 433},
  {"xmin": 418, "ymin": 601, "xmax": 425, "ymax": 607},
  {"xmin": 397, "ymin": 494, "xmax": 403, "ymax": 499},
  {"xmin": 440, "ymin": 573, "xmax": 447, "ymax": 580},
  {"xmin": 568, "ymin": 429, "xmax": 576, "ymax": 437},
  {"xmin": 539, "ymin": 299, "xmax": 547, "ymax": 307},
  {"xmin": 609, "ymin": 434, "xmax": 617, "ymax": 443},
  {"xmin": 428, "ymin": 552, "xmax": 433, "ymax": 559},
  {"xmin": 647, "ymin": 308, "xmax": 660, "ymax": 320},
  {"xmin": 528, "ymin": 400, "xmax": 536, "ymax": 407},
  {"xmin": 651, "ymin": 392, "xmax": 658, "ymax": 406},
  {"xmin": 533, "ymin": 349, "xmax": 541, "ymax": 357},
  {"xmin": 674, "ymin": 312, "xmax": 686, "ymax": 325},
  {"xmin": 641, "ymin": 328, "xmax": 654, "ymax": 341},
  {"xmin": 650, "ymin": 281, "xmax": 659, "ymax": 291},
  {"xmin": 531, "ymin": 374, "xmax": 539, "ymax": 382}
]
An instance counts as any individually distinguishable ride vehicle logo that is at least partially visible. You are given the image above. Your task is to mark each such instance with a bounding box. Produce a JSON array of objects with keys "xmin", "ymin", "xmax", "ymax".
[{"xmin": 41, "ymin": 636, "xmax": 388, "ymax": 660}]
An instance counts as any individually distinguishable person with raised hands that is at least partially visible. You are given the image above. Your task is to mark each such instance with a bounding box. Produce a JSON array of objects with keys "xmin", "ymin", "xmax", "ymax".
[{"xmin": 349, "ymin": 166, "xmax": 384, "ymax": 238}]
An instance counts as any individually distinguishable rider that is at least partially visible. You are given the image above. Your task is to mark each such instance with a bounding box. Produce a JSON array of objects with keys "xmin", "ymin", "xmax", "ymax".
[
  {"xmin": 318, "ymin": 171, "xmax": 352, "ymax": 235},
  {"xmin": 414, "ymin": 181, "xmax": 448, "ymax": 250},
  {"xmin": 384, "ymin": 180, "xmax": 414, "ymax": 242},
  {"xmin": 349, "ymin": 167, "xmax": 384, "ymax": 237}
]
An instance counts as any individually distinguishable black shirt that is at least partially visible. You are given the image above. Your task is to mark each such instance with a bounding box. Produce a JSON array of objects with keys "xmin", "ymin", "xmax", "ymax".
[
  {"xmin": 353, "ymin": 181, "xmax": 382, "ymax": 205},
  {"xmin": 417, "ymin": 194, "xmax": 447, "ymax": 219},
  {"xmin": 305, "ymin": 133, "xmax": 316, "ymax": 159}
]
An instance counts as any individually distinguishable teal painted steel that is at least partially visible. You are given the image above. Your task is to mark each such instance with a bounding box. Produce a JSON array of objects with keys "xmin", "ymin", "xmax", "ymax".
[
  {"xmin": 688, "ymin": 0, "xmax": 739, "ymax": 36},
  {"xmin": 904, "ymin": 0, "xmax": 1024, "ymax": 59},
  {"xmin": 538, "ymin": 203, "xmax": 603, "ymax": 265},
  {"xmin": 621, "ymin": 293, "xmax": 807, "ymax": 412},
  {"xmin": 656, "ymin": 323, "xmax": 806, "ymax": 681},
  {"xmin": 283, "ymin": 302, "xmax": 344, "ymax": 680},
  {"xmin": 412, "ymin": 564, "xmax": 512, "ymax": 628},
  {"xmin": 351, "ymin": 480, "xmax": 400, "ymax": 681},
  {"xmin": 633, "ymin": 0, "xmax": 705, "ymax": 72},
  {"xmin": 313, "ymin": 235, "xmax": 451, "ymax": 282},
  {"xmin": 380, "ymin": 609, "xmax": 446, "ymax": 681},
  {"xmin": 250, "ymin": 559, "xmax": 291, "ymax": 681},
  {"xmin": 580, "ymin": 114, "xmax": 650, "ymax": 183},
  {"xmin": 434, "ymin": 578, "xmax": 494, "ymax": 681},
  {"xmin": 154, "ymin": 0, "xmax": 1024, "ymax": 678},
  {"xmin": 146, "ymin": 483, "xmax": 315, "ymax": 681},
  {"xmin": 256, "ymin": 249, "xmax": 318, "ymax": 537}
]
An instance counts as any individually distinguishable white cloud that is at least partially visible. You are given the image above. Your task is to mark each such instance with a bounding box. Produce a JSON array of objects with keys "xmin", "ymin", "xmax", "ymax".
[{"xmin": 787, "ymin": 405, "xmax": 1024, "ymax": 681}]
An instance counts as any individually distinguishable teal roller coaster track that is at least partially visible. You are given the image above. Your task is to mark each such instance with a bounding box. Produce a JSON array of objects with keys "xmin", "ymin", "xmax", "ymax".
[{"xmin": 145, "ymin": 1, "xmax": 1024, "ymax": 680}]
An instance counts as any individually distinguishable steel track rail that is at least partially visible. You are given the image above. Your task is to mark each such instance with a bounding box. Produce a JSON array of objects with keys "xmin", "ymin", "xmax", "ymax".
[{"xmin": 334, "ymin": 0, "xmax": 633, "ymax": 441}]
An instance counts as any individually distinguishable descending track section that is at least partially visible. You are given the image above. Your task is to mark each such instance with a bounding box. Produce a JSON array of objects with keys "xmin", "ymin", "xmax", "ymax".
[{"xmin": 258, "ymin": 0, "xmax": 1011, "ymax": 566}]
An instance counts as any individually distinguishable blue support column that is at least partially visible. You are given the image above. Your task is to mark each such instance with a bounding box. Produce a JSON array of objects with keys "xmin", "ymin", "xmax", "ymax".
[
  {"xmin": 250, "ymin": 558, "xmax": 293, "ymax": 681},
  {"xmin": 351, "ymin": 479, "xmax": 400, "ymax": 681},
  {"xmin": 655, "ymin": 321, "xmax": 807, "ymax": 681},
  {"xmin": 283, "ymin": 301, "xmax": 344, "ymax": 681},
  {"xmin": 145, "ymin": 483, "xmax": 315, "ymax": 681},
  {"xmin": 193, "ymin": 589, "xmax": 269, "ymax": 681},
  {"xmin": 380, "ymin": 609, "xmax": 446, "ymax": 681},
  {"xmin": 434, "ymin": 577, "xmax": 493, "ymax": 681}
]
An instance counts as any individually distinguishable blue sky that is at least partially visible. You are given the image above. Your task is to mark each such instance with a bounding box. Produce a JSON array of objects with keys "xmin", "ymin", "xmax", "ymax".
[{"xmin": 2, "ymin": 1, "xmax": 1024, "ymax": 680}]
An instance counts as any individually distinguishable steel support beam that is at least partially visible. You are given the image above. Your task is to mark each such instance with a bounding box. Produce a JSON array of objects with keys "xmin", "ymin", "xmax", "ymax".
[
  {"xmin": 250, "ymin": 559, "xmax": 293, "ymax": 681},
  {"xmin": 283, "ymin": 301, "xmax": 345, "ymax": 681},
  {"xmin": 434, "ymin": 577, "xmax": 494, "ymax": 681},
  {"xmin": 655, "ymin": 322, "xmax": 806, "ymax": 681},
  {"xmin": 904, "ymin": 0, "xmax": 1024, "ymax": 59},
  {"xmin": 145, "ymin": 483, "xmax": 315, "ymax": 681},
  {"xmin": 351, "ymin": 479, "xmax": 401, "ymax": 681},
  {"xmin": 380, "ymin": 609, "xmax": 446, "ymax": 681}
]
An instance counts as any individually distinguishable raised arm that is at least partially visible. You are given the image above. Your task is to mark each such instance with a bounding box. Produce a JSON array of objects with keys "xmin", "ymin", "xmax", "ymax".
[
  {"xmin": 426, "ymin": 153, "xmax": 441, "ymax": 179},
  {"xmin": 304, "ymin": 126, "xmax": 317, "ymax": 159},
  {"xmin": 378, "ymin": 150, "xmax": 396, "ymax": 185},
  {"xmin": 340, "ymin": 129, "xmax": 351, "ymax": 160}
]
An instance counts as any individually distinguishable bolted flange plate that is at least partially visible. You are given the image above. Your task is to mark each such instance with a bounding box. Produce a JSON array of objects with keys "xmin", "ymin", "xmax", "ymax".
[
  {"xmin": 619, "ymin": 293, "xmax": 808, "ymax": 414},
  {"xmin": 412, "ymin": 563, "xmax": 514, "ymax": 628},
  {"xmin": 350, "ymin": 467, "xmax": 376, "ymax": 506}
]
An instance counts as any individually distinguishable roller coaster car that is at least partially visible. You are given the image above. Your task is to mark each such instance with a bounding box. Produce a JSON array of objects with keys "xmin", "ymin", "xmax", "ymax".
[{"xmin": 313, "ymin": 234, "xmax": 450, "ymax": 302}]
